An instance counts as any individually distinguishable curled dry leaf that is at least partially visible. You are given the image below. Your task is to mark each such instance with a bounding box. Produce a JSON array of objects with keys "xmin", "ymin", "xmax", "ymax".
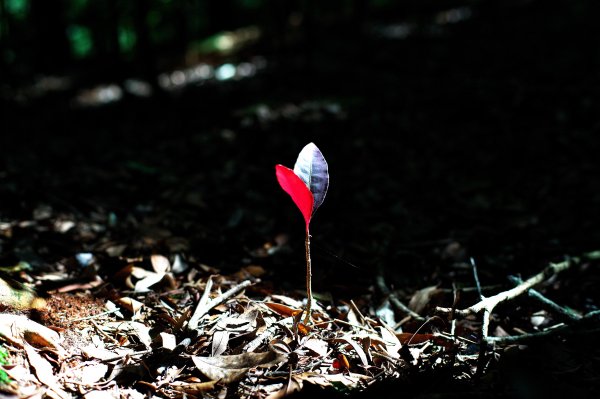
[
  {"xmin": 150, "ymin": 254, "xmax": 171, "ymax": 273},
  {"xmin": 303, "ymin": 338, "xmax": 329, "ymax": 357},
  {"xmin": 408, "ymin": 285, "xmax": 443, "ymax": 314},
  {"xmin": 331, "ymin": 336, "xmax": 369, "ymax": 367},
  {"xmin": 171, "ymin": 380, "xmax": 218, "ymax": 394},
  {"xmin": 0, "ymin": 314, "xmax": 64, "ymax": 356},
  {"xmin": 103, "ymin": 321, "xmax": 152, "ymax": 348},
  {"xmin": 24, "ymin": 344, "xmax": 71, "ymax": 399},
  {"xmin": 192, "ymin": 350, "xmax": 287, "ymax": 383},
  {"xmin": 264, "ymin": 302, "xmax": 301, "ymax": 318}
]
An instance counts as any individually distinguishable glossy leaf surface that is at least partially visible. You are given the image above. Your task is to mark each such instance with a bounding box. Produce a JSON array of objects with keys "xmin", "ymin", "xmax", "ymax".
[
  {"xmin": 293, "ymin": 143, "xmax": 329, "ymax": 213},
  {"xmin": 275, "ymin": 165, "xmax": 314, "ymax": 229}
]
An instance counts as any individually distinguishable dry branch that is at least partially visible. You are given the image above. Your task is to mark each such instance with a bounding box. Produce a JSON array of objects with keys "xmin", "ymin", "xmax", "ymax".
[{"xmin": 436, "ymin": 258, "xmax": 575, "ymax": 341}]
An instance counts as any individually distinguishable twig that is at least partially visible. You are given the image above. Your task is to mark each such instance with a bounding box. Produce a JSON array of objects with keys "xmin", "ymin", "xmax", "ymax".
[
  {"xmin": 508, "ymin": 275, "xmax": 581, "ymax": 321},
  {"xmin": 436, "ymin": 258, "xmax": 575, "ymax": 340},
  {"xmin": 71, "ymin": 308, "xmax": 121, "ymax": 322},
  {"xmin": 188, "ymin": 278, "xmax": 255, "ymax": 331},
  {"xmin": 187, "ymin": 276, "xmax": 214, "ymax": 331},
  {"xmin": 470, "ymin": 257, "xmax": 484, "ymax": 301},
  {"xmin": 243, "ymin": 317, "xmax": 294, "ymax": 352},
  {"xmin": 486, "ymin": 310, "xmax": 600, "ymax": 344},
  {"xmin": 375, "ymin": 274, "xmax": 425, "ymax": 322}
]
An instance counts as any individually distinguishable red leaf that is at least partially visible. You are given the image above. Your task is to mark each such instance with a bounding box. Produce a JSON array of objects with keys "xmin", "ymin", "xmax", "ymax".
[{"xmin": 275, "ymin": 165, "xmax": 314, "ymax": 230}]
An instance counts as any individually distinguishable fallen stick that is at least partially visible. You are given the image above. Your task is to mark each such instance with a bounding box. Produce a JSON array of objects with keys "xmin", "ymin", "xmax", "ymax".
[
  {"xmin": 436, "ymin": 258, "xmax": 574, "ymax": 340},
  {"xmin": 486, "ymin": 310, "xmax": 600, "ymax": 345},
  {"xmin": 187, "ymin": 278, "xmax": 255, "ymax": 331}
]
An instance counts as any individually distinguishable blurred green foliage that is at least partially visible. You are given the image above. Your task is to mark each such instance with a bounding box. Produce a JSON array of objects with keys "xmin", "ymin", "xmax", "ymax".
[{"xmin": 0, "ymin": 346, "xmax": 10, "ymax": 385}]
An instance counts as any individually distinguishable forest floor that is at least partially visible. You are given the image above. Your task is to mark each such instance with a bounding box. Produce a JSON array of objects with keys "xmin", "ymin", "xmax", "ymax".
[{"xmin": 1, "ymin": 1, "xmax": 600, "ymax": 398}]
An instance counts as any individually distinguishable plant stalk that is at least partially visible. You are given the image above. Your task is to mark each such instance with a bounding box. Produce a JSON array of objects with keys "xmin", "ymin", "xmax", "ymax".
[{"xmin": 304, "ymin": 228, "xmax": 312, "ymax": 324}]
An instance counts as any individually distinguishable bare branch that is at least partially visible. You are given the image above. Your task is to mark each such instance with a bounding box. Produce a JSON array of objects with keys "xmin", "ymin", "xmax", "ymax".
[{"xmin": 436, "ymin": 258, "xmax": 575, "ymax": 340}]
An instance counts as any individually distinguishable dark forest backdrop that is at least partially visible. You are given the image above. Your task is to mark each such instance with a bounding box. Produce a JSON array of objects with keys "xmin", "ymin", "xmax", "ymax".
[{"xmin": 1, "ymin": 1, "xmax": 600, "ymax": 396}]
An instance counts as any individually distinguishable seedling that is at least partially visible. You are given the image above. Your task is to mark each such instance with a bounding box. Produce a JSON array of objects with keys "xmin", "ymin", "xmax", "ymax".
[{"xmin": 275, "ymin": 143, "xmax": 329, "ymax": 324}]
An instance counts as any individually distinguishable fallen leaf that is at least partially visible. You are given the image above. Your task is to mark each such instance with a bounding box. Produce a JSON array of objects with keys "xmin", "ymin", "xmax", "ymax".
[
  {"xmin": 192, "ymin": 350, "xmax": 287, "ymax": 383},
  {"xmin": 266, "ymin": 376, "xmax": 303, "ymax": 399},
  {"xmin": 171, "ymin": 380, "xmax": 217, "ymax": 394},
  {"xmin": 115, "ymin": 297, "xmax": 144, "ymax": 315},
  {"xmin": 160, "ymin": 332, "xmax": 177, "ymax": 351},
  {"xmin": 24, "ymin": 344, "xmax": 70, "ymax": 399},
  {"xmin": 78, "ymin": 363, "xmax": 109, "ymax": 385},
  {"xmin": 211, "ymin": 330, "xmax": 230, "ymax": 357},
  {"xmin": 151, "ymin": 254, "xmax": 170, "ymax": 273},
  {"xmin": 265, "ymin": 302, "xmax": 301, "ymax": 318},
  {"xmin": 103, "ymin": 321, "xmax": 152, "ymax": 348},
  {"xmin": 408, "ymin": 285, "xmax": 442, "ymax": 314},
  {"xmin": 0, "ymin": 314, "xmax": 64, "ymax": 355},
  {"xmin": 303, "ymin": 338, "xmax": 329, "ymax": 357},
  {"xmin": 332, "ymin": 336, "xmax": 369, "ymax": 367}
]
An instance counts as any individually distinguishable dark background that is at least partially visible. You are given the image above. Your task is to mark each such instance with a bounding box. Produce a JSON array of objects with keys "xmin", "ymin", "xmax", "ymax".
[{"xmin": 1, "ymin": 0, "xmax": 600, "ymax": 397}]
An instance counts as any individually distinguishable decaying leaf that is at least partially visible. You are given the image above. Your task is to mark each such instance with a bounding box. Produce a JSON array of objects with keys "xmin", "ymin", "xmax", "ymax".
[
  {"xmin": 211, "ymin": 330, "xmax": 230, "ymax": 357},
  {"xmin": 171, "ymin": 380, "xmax": 218, "ymax": 394},
  {"xmin": 192, "ymin": 350, "xmax": 287, "ymax": 383},
  {"xmin": 265, "ymin": 376, "xmax": 303, "ymax": 399},
  {"xmin": 332, "ymin": 336, "xmax": 369, "ymax": 367},
  {"xmin": 303, "ymin": 338, "xmax": 329, "ymax": 357},
  {"xmin": 0, "ymin": 314, "xmax": 64, "ymax": 355},
  {"xmin": 103, "ymin": 321, "xmax": 152, "ymax": 348},
  {"xmin": 294, "ymin": 371, "xmax": 368, "ymax": 390},
  {"xmin": 264, "ymin": 302, "xmax": 301, "ymax": 318},
  {"xmin": 150, "ymin": 254, "xmax": 171, "ymax": 273},
  {"xmin": 408, "ymin": 285, "xmax": 443, "ymax": 314},
  {"xmin": 24, "ymin": 344, "xmax": 71, "ymax": 399},
  {"xmin": 115, "ymin": 297, "xmax": 144, "ymax": 315},
  {"xmin": 159, "ymin": 332, "xmax": 177, "ymax": 351}
]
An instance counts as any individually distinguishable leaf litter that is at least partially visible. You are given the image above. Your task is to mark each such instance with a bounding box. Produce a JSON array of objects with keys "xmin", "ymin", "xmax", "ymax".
[
  {"xmin": 1, "ymin": 207, "xmax": 599, "ymax": 398},
  {"xmin": 0, "ymin": 244, "xmax": 475, "ymax": 399}
]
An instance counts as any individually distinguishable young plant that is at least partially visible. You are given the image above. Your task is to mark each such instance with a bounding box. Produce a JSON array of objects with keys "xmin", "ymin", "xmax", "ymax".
[{"xmin": 275, "ymin": 143, "xmax": 329, "ymax": 324}]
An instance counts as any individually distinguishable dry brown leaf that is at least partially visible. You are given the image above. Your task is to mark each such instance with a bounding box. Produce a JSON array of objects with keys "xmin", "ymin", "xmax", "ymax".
[
  {"xmin": 171, "ymin": 380, "xmax": 218, "ymax": 394},
  {"xmin": 103, "ymin": 321, "xmax": 152, "ymax": 348},
  {"xmin": 24, "ymin": 344, "xmax": 71, "ymax": 399},
  {"xmin": 115, "ymin": 297, "xmax": 144, "ymax": 315},
  {"xmin": 265, "ymin": 376, "xmax": 303, "ymax": 399},
  {"xmin": 294, "ymin": 371, "xmax": 368, "ymax": 389},
  {"xmin": 192, "ymin": 350, "xmax": 287, "ymax": 383},
  {"xmin": 378, "ymin": 326, "xmax": 401, "ymax": 358},
  {"xmin": 303, "ymin": 338, "xmax": 328, "ymax": 357},
  {"xmin": 408, "ymin": 285, "xmax": 442, "ymax": 314},
  {"xmin": 264, "ymin": 302, "xmax": 301, "ymax": 318},
  {"xmin": 150, "ymin": 254, "xmax": 171, "ymax": 273},
  {"xmin": 159, "ymin": 332, "xmax": 177, "ymax": 351},
  {"xmin": 211, "ymin": 330, "xmax": 230, "ymax": 357},
  {"xmin": 332, "ymin": 336, "xmax": 369, "ymax": 367},
  {"xmin": 0, "ymin": 314, "xmax": 64, "ymax": 355}
]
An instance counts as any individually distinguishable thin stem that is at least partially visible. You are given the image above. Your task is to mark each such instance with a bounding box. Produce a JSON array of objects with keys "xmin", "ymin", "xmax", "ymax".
[{"xmin": 304, "ymin": 228, "xmax": 312, "ymax": 324}]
